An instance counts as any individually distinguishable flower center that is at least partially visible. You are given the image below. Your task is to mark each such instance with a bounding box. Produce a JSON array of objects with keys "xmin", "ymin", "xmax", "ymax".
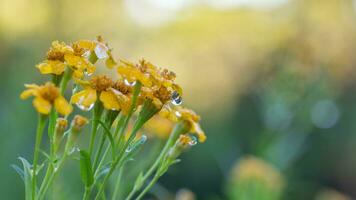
[
  {"xmin": 90, "ymin": 75, "xmax": 113, "ymax": 92},
  {"xmin": 39, "ymin": 83, "xmax": 60, "ymax": 103}
]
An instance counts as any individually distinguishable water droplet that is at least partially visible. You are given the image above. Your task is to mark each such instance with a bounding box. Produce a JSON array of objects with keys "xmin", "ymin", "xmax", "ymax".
[
  {"xmin": 68, "ymin": 146, "xmax": 80, "ymax": 155},
  {"xmin": 94, "ymin": 44, "xmax": 108, "ymax": 59},
  {"xmin": 54, "ymin": 167, "xmax": 59, "ymax": 172},
  {"xmin": 171, "ymin": 91, "xmax": 180, "ymax": 100},
  {"xmin": 76, "ymin": 96, "xmax": 94, "ymax": 111},
  {"xmin": 171, "ymin": 91, "xmax": 182, "ymax": 105},
  {"xmin": 124, "ymin": 79, "xmax": 136, "ymax": 86},
  {"xmin": 175, "ymin": 111, "xmax": 182, "ymax": 117},
  {"xmin": 125, "ymin": 146, "xmax": 132, "ymax": 153},
  {"xmin": 139, "ymin": 135, "xmax": 147, "ymax": 144},
  {"xmin": 76, "ymin": 103, "xmax": 94, "ymax": 111},
  {"xmin": 189, "ymin": 136, "xmax": 197, "ymax": 146}
]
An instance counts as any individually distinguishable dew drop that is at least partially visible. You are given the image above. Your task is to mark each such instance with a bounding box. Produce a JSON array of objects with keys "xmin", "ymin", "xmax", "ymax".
[
  {"xmin": 124, "ymin": 79, "xmax": 136, "ymax": 86},
  {"xmin": 171, "ymin": 91, "xmax": 182, "ymax": 105},
  {"xmin": 68, "ymin": 146, "xmax": 80, "ymax": 155},
  {"xmin": 175, "ymin": 111, "xmax": 182, "ymax": 117},
  {"xmin": 189, "ymin": 136, "xmax": 197, "ymax": 146},
  {"xmin": 140, "ymin": 135, "xmax": 147, "ymax": 144},
  {"xmin": 94, "ymin": 44, "xmax": 108, "ymax": 59},
  {"xmin": 76, "ymin": 103, "xmax": 94, "ymax": 111},
  {"xmin": 125, "ymin": 146, "xmax": 132, "ymax": 153}
]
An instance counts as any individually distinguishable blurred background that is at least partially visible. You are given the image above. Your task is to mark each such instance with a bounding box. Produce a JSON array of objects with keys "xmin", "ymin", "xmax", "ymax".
[{"xmin": 2, "ymin": 0, "xmax": 356, "ymax": 199}]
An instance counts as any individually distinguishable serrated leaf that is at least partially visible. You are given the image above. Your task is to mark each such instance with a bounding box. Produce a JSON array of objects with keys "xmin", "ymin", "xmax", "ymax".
[{"xmin": 79, "ymin": 150, "xmax": 94, "ymax": 187}]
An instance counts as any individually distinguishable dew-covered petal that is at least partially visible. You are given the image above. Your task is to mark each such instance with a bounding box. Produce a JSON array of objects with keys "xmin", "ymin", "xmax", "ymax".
[
  {"xmin": 100, "ymin": 91, "xmax": 121, "ymax": 110},
  {"xmin": 71, "ymin": 88, "xmax": 97, "ymax": 109}
]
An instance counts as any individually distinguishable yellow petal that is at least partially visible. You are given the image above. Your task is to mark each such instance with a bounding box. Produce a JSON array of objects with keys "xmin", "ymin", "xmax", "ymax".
[
  {"xmin": 71, "ymin": 88, "xmax": 97, "ymax": 109},
  {"xmin": 76, "ymin": 40, "xmax": 96, "ymax": 51},
  {"xmin": 33, "ymin": 97, "xmax": 52, "ymax": 115},
  {"xmin": 109, "ymin": 88, "xmax": 131, "ymax": 114},
  {"xmin": 105, "ymin": 56, "xmax": 117, "ymax": 69},
  {"xmin": 100, "ymin": 91, "xmax": 120, "ymax": 110},
  {"xmin": 20, "ymin": 89, "xmax": 37, "ymax": 99},
  {"xmin": 117, "ymin": 67, "xmax": 152, "ymax": 86},
  {"xmin": 54, "ymin": 96, "xmax": 73, "ymax": 116},
  {"xmin": 64, "ymin": 54, "xmax": 81, "ymax": 67},
  {"xmin": 36, "ymin": 60, "xmax": 65, "ymax": 75},
  {"xmin": 191, "ymin": 122, "xmax": 206, "ymax": 143}
]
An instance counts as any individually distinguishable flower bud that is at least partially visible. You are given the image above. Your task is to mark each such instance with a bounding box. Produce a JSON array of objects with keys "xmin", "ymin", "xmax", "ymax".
[
  {"xmin": 54, "ymin": 118, "xmax": 68, "ymax": 152},
  {"xmin": 65, "ymin": 115, "xmax": 88, "ymax": 153},
  {"xmin": 71, "ymin": 115, "xmax": 88, "ymax": 133},
  {"xmin": 167, "ymin": 135, "xmax": 192, "ymax": 161}
]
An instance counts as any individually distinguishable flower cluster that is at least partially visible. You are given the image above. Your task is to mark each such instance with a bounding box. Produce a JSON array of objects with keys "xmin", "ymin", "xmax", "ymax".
[{"xmin": 18, "ymin": 36, "xmax": 206, "ymax": 200}]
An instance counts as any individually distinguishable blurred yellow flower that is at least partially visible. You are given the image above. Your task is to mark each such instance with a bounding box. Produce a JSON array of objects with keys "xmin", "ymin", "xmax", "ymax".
[
  {"xmin": 143, "ymin": 115, "xmax": 174, "ymax": 139},
  {"xmin": 20, "ymin": 82, "xmax": 72, "ymax": 116},
  {"xmin": 231, "ymin": 156, "xmax": 284, "ymax": 191},
  {"xmin": 160, "ymin": 106, "xmax": 206, "ymax": 143}
]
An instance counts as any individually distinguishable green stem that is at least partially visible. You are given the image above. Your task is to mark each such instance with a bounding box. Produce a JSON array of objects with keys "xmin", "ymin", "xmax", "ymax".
[
  {"xmin": 112, "ymin": 166, "xmax": 124, "ymax": 200},
  {"xmin": 89, "ymin": 99, "xmax": 103, "ymax": 156},
  {"xmin": 93, "ymin": 129, "xmax": 107, "ymax": 169},
  {"xmin": 59, "ymin": 68, "xmax": 72, "ymax": 95},
  {"xmin": 126, "ymin": 121, "xmax": 188, "ymax": 200},
  {"xmin": 37, "ymin": 154, "xmax": 68, "ymax": 200},
  {"xmin": 94, "ymin": 82, "xmax": 142, "ymax": 200},
  {"xmin": 82, "ymin": 186, "xmax": 91, "ymax": 200},
  {"xmin": 135, "ymin": 174, "xmax": 160, "ymax": 200},
  {"xmin": 31, "ymin": 114, "xmax": 47, "ymax": 200}
]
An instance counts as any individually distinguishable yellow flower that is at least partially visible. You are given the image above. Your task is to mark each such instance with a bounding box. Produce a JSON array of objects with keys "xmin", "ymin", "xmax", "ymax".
[
  {"xmin": 71, "ymin": 115, "xmax": 89, "ymax": 132},
  {"xmin": 117, "ymin": 60, "xmax": 152, "ymax": 86},
  {"xmin": 36, "ymin": 41, "xmax": 73, "ymax": 75},
  {"xmin": 20, "ymin": 82, "xmax": 72, "ymax": 116},
  {"xmin": 64, "ymin": 54, "xmax": 95, "ymax": 78},
  {"xmin": 71, "ymin": 76, "xmax": 132, "ymax": 113},
  {"xmin": 160, "ymin": 106, "xmax": 206, "ymax": 143},
  {"xmin": 231, "ymin": 156, "xmax": 284, "ymax": 192},
  {"xmin": 73, "ymin": 36, "xmax": 117, "ymax": 68}
]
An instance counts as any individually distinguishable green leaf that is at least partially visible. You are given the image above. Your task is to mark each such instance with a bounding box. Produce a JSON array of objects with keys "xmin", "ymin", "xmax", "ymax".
[
  {"xmin": 18, "ymin": 157, "xmax": 33, "ymax": 200},
  {"xmin": 133, "ymin": 172, "xmax": 144, "ymax": 190},
  {"xmin": 11, "ymin": 164, "xmax": 24, "ymax": 181},
  {"xmin": 79, "ymin": 150, "xmax": 94, "ymax": 187}
]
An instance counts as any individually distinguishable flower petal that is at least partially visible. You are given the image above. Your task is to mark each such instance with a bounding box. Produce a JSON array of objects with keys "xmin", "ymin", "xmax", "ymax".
[
  {"xmin": 20, "ymin": 89, "xmax": 37, "ymax": 99},
  {"xmin": 33, "ymin": 97, "xmax": 52, "ymax": 114},
  {"xmin": 71, "ymin": 88, "xmax": 97, "ymax": 109},
  {"xmin": 36, "ymin": 60, "xmax": 65, "ymax": 75},
  {"xmin": 100, "ymin": 91, "xmax": 120, "ymax": 110},
  {"xmin": 54, "ymin": 96, "xmax": 73, "ymax": 116}
]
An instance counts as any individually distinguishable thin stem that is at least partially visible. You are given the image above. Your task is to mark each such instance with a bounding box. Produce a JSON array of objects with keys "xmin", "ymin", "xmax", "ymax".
[
  {"xmin": 93, "ymin": 129, "xmax": 107, "ymax": 169},
  {"xmin": 82, "ymin": 186, "xmax": 91, "ymax": 200},
  {"xmin": 31, "ymin": 114, "xmax": 47, "ymax": 200},
  {"xmin": 135, "ymin": 175, "xmax": 160, "ymax": 200},
  {"xmin": 37, "ymin": 154, "xmax": 68, "ymax": 200},
  {"xmin": 126, "ymin": 122, "xmax": 187, "ymax": 200},
  {"xmin": 59, "ymin": 68, "xmax": 72, "ymax": 95},
  {"xmin": 89, "ymin": 100, "xmax": 103, "ymax": 156},
  {"xmin": 112, "ymin": 166, "xmax": 124, "ymax": 200},
  {"xmin": 94, "ymin": 82, "xmax": 142, "ymax": 200}
]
